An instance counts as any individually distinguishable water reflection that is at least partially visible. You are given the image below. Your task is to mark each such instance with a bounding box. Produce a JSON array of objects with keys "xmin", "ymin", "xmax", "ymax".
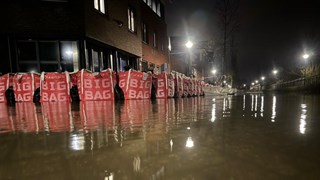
[
  {"xmin": 70, "ymin": 133, "xmax": 85, "ymax": 151},
  {"xmin": 260, "ymin": 95, "xmax": 264, "ymax": 117},
  {"xmin": 185, "ymin": 136, "xmax": 194, "ymax": 148},
  {"xmin": 223, "ymin": 97, "xmax": 231, "ymax": 118},
  {"xmin": 1, "ymin": 95, "xmax": 320, "ymax": 179},
  {"xmin": 80, "ymin": 101, "xmax": 115, "ymax": 131},
  {"xmin": 299, "ymin": 104, "xmax": 307, "ymax": 134},
  {"xmin": 16, "ymin": 102, "xmax": 43, "ymax": 133},
  {"xmin": 42, "ymin": 102, "xmax": 73, "ymax": 132},
  {"xmin": 0, "ymin": 103, "xmax": 14, "ymax": 133},
  {"xmin": 243, "ymin": 95, "xmax": 245, "ymax": 111},
  {"xmin": 271, "ymin": 96, "xmax": 277, "ymax": 122},
  {"xmin": 211, "ymin": 98, "xmax": 216, "ymax": 122},
  {"xmin": 251, "ymin": 94, "xmax": 254, "ymax": 112}
]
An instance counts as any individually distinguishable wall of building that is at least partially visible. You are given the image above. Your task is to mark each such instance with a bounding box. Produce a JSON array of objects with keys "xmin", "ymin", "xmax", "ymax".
[
  {"xmin": 140, "ymin": 1, "xmax": 168, "ymax": 66},
  {"xmin": 84, "ymin": 0, "xmax": 142, "ymax": 57},
  {"xmin": 0, "ymin": 0, "xmax": 85, "ymax": 38}
]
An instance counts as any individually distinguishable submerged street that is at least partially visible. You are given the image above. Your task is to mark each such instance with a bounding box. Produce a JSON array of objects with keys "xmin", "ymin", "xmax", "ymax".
[{"xmin": 0, "ymin": 93, "xmax": 320, "ymax": 179}]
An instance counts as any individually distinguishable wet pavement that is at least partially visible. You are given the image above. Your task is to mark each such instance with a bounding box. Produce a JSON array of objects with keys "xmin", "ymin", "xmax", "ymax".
[{"xmin": 0, "ymin": 93, "xmax": 320, "ymax": 180}]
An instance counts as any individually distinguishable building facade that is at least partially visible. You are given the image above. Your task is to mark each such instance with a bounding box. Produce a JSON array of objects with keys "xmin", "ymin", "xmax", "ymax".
[{"xmin": 0, "ymin": 0, "xmax": 169, "ymax": 74}]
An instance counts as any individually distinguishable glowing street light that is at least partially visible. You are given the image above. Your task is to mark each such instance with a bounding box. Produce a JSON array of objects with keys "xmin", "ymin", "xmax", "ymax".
[
  {"xmin": 251, "ymin": 82, "xmax": 255, "ymax": 86},
  {"xmin": 261, "ymin": 76, "xmax": 265, "ymax": 81},
  {"xmin": 243, "ymin": 84, "xmax": 246, "ymax": 87},
  {"xmin": 185, "ymin": 40, "xmax": 193, "ymax": 49},
  {"xmin": 302, "ymin": 53, "xmax": 310, "ymax": 59},
  {"xmin": 211, "ymin": 69, "xmax": 217, "ymax": 74},
  {"xmin": 255, "ymin": 80, "xmax": 258, "ymax": 83},
  {"xmin": 273, "ymin": 70, "xmax": 278, "ymax": 75}
]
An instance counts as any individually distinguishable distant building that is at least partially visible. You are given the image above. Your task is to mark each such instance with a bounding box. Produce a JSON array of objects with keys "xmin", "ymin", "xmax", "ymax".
[{"xmin": 0, "ymin": 0, "xmax": 169, "ymax": 74}]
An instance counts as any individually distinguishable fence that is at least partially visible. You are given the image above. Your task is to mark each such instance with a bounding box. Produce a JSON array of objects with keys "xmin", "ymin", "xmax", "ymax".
[{"xmin": 268, "ymin": 75, "xmax": 320, "ymax": 91}]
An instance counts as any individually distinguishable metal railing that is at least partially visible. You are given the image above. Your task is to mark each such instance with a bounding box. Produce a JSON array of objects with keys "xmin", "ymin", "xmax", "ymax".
[{"xmin": 269, "ymin": 75, "xmax": 320, "ymax": 90}]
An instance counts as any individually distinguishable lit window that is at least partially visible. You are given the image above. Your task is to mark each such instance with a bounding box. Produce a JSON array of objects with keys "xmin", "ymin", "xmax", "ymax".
[
  {"xmin": 128, "ymin": 7, "xmax": 135, "ymax": 32},
  {"xmin": 94, "ymin": 0, "xmax": 105, "ymax": 14},
  {"xmin": 152, "ymin": 0, "xmax": 156, "ymax": 12}
]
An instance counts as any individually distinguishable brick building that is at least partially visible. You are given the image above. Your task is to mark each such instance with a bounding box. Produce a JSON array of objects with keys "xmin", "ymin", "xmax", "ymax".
[{"xmin": 0, "ymin": 0, "xmax": 169, "ymax": 74}]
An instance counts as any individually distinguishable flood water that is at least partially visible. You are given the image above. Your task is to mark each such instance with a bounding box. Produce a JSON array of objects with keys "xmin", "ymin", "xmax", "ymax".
[{"xmin": 0, "ymin": 93, "xmax": 320, "ymax": 180}]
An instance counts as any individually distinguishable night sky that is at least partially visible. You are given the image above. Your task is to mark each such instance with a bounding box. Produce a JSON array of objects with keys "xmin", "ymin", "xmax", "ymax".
[{"xmin": 166, "ymin": 0, "xmax": 320, "ymax": 81}]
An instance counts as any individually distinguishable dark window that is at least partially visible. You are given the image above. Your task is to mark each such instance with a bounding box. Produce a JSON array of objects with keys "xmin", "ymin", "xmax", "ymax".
[
  {"xmin": 40, "ymin": 64, "xmax": 59, "ymax": 72},
  {"xmin": 142, "ymin": 23, "xmax": 148, "ymax": 43},
  {"xmin": 153, "ymin": 32, "xmax": 157, "ymax": 48},
  {"xmin": 141, "ymin": 60, "xmax": 148, "ymax": 72},
  {"xmin": 39, "ymin": 42, "xmax": 59, "ymax": 61},
  {"xmin": 17, "ymin": 42, "xmax": 37, "ymax": 61},
  {"xmin": 91, "ymin": 49, "xmax": 102, "ymax": 72},
  {"xmin": 19, "ymin": 63, "xmax": 38, "ymax": 73},
  {"xmin": 17, "ymin": 40, "xmax": 79, "ymax": 72},
  {"xmin": 161, "ymin": 37, "xmax": 164, "ymax": 51}
]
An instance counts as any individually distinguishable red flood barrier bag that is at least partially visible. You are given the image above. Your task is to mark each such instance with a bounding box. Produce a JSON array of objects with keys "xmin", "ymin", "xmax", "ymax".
[
  {"xmin": 40, "ymin": 72, "xmax": 70, "ymax": 102},
  {"xmin": 173, "ymin": 73, "xmax": 183, "ymax": 98},
  {"xmin": 167, "ymin": 74, "xmax": 175, "ymax": 98},
  {"xmin": 154, "ymin": 73, "xmax": 175, "ymax": 98},
  {"xmin": 77, "ymin": 69, "xmax": 116, "ymax": 101},
  {"xmin": 0, "ymin": 74, "xmax": 10, "ymax": 103},
  {"xmin": 183, "ymin": 77, "xmax": 189, "ymax": 97},
  {"xmin": 13, "ymin": 73, "xmax": 40, "ymax": 102},
  {"xmin": 118, "ymin": 70, "xmax": 152, "ymax": 100}
]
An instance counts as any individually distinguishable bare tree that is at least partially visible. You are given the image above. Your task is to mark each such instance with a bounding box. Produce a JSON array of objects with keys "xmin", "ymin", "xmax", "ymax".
[{"xmin": 214, "ymin": 0, "xmax": 240, "ymax": 84}]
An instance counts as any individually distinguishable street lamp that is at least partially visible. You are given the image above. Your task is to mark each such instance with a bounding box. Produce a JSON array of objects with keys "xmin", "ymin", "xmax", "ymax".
[
  {"xmin": 302, "ymin": 53, "xmax": 310, "ymax": 60},
  {"xmin": 273, "ymin": 69, "xmax": 278, "ymax": 75},
  {"xmin": 261, "ymin": 76, "xmax": 265, "ymax": 81},
  {"xmin": 185, "ymin": 40, "xmax": 193, "ymax": 49},
  {"xmin": 185, "ymin": 40, "xmax": 194, "ymax": 77},
  {"xmin": 255, "ymin": 80, "xmax": 258, "ymax": 83},
  {"xmin": 211, "ymin": 69, "xmax": 217, "ymax": 74},
  {"xmin": 302, "ymin": 53, "xmax": 310, "ymax": 85}
]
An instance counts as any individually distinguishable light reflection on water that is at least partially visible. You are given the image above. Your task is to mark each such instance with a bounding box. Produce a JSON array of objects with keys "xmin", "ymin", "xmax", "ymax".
[
  {"xmin": 299, "ymin": 103, "xmax": 307, "ymax": 134},
  {"xmin": 0, "ymin": 94, "xmax": 319, "ymax": 179},
  {"xmin": 271, "ymin": 95, "xmax": 277, "ymax": 122}
]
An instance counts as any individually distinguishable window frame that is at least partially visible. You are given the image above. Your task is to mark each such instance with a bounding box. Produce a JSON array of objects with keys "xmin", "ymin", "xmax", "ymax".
[
  {"xmin": 94, "ymin": 0, "xmax": 106, "ymax": 14},
  {"xmin": 16, "ymin": 40, "xmax": 79, "ymax": 72},
  {"xmin": 153, "ymin": 32, "xmax": 157, "ymax": 48},
  {"xmin": 142, "ymin": 22, "xmax": 148, "ymax": 43},
  {"xmin": 128, "ymin": 6, "xmax": 136, "ymax": 32}
]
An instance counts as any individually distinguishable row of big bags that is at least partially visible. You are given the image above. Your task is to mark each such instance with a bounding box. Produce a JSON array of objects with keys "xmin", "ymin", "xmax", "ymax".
[{"xmin": 0, "ymin": 69, "xmax": 205, "ymax": 103}]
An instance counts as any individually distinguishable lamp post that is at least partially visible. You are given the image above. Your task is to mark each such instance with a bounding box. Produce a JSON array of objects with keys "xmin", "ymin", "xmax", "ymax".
[
  {"xmin": 302, "ymin": 53, "xmax": 310, "ymax": 85},
  {"xmin": 185, "ymin": 40, "xmax": 193, "ymax": 77}
]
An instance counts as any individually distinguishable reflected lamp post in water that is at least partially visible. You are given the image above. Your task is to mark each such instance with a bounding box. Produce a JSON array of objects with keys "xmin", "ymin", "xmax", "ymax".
[
  {"xmin": 299, "ymin": 104, "xmax": 307, "ymax": 134},
  {"xmin": 185, "ymin": 126, "xmax": 194, "ymax": 148},
  {"xmin": 271, "ymin": 96, "xmax": 277, "ymax": 122}
]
